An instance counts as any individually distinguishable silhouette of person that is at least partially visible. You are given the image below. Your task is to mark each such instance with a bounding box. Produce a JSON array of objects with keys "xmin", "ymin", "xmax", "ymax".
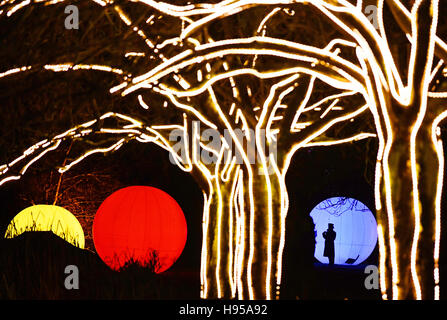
[{"xmin": 323, "ymin": 223, "xmax": 336, "ymax": 265}]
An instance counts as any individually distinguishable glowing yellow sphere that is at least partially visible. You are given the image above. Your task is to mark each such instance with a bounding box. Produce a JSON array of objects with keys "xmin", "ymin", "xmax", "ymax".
[{"xmin": 4, "ymin": 205, "xmax": 85, "ymax": 248}]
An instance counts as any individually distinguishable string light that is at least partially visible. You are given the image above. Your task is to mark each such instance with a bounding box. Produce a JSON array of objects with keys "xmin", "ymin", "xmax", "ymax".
[
  {"xmin": 431, "ymin": 110, "xmax": 447, "ymax": 300},
  {"xmin": 377, "ymin": 224, "xmax": 388, "ymax": 300}
]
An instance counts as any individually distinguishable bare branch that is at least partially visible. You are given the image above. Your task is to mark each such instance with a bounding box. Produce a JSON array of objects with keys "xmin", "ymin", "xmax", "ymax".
[
  {"xmin": 0, "ymin": 112, "xmax": 154, "ymax": 186},
  {"xmin": 302, "ymin": 132, "xmax": 376, "ymax": 147},
  {"xmin": 119, "ymin": 36, "xmax": 365, "ymax": 97},
  {"xmin": 289, "ymin": 102, "xmax": 369, "ymax": 148}
]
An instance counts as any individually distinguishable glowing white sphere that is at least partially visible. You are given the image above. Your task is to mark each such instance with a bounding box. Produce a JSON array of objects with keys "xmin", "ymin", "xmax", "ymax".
[{"xmin": 310, "ymin": 197, "xmax": 378, "ymax": 266}]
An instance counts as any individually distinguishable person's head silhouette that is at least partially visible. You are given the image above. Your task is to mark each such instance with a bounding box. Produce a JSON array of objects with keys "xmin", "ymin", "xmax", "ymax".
[{"xmin": 328, "ymin": 223, "xmax": 334, "ymax": 230}]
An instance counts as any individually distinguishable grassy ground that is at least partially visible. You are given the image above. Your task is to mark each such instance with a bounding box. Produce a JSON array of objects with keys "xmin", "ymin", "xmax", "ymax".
[{"xmin": 0, "ymin": 232, "xmax": 200, "ymax": 299}]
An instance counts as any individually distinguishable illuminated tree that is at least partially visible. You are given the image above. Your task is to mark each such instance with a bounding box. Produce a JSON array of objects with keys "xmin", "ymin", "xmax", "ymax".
[
  {"xmin": 1, "ymin": 0, "xmax": 446, "ymax": 300},
  {"xmin": 0, "ymin": 0, "xmax": 376, "ymax": 300}
]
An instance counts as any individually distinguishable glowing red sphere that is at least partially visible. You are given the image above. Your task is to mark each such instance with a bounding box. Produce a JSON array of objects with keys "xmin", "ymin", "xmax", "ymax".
[{"xmin": 93, "ymin": 186, "xmax": 187, "ymax": 273}]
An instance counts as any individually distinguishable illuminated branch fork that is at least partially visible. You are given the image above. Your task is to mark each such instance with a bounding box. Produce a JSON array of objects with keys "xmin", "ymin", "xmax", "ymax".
[{"xmin": 148, "ymin": 0, "xmax": 447, "ymax": 300}]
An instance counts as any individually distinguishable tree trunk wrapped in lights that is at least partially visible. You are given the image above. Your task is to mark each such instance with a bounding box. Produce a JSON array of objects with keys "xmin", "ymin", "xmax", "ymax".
[{"xmin": 1, "ymin": 0, "xmax": 447, "ymax": 300}]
